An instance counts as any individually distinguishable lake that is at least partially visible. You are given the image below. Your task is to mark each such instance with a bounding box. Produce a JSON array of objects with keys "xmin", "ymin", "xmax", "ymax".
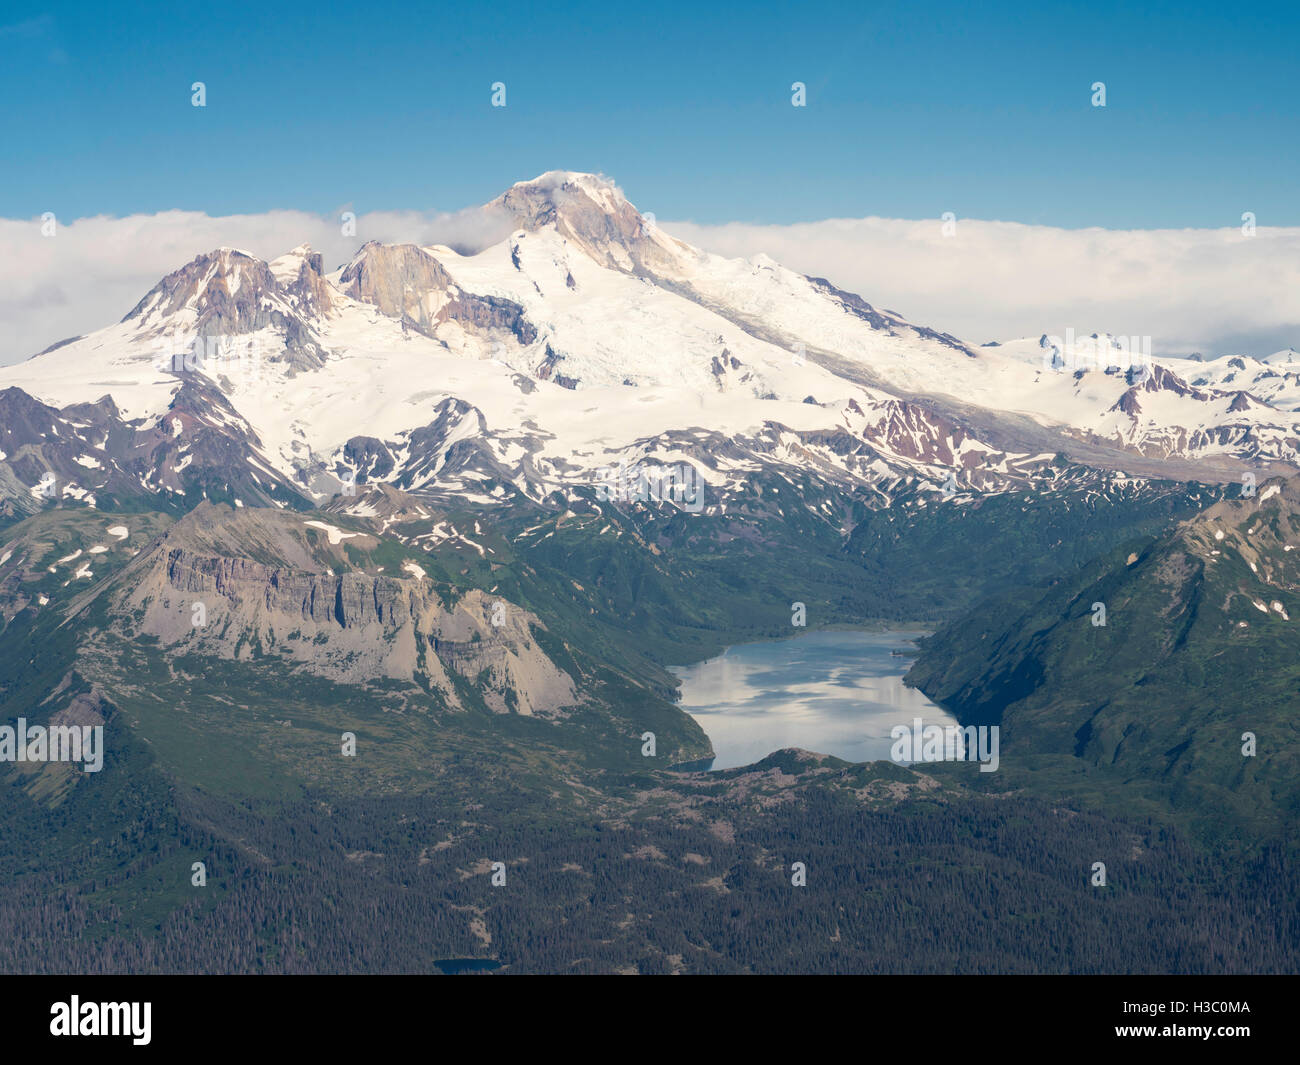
[{"xmin": 669, "ymin": 628, "xmax": 961, "ymax": 770}]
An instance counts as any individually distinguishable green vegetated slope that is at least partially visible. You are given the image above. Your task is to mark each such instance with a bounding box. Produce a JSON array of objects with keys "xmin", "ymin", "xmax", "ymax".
[
  {"xmin": 512, "ymin": 467, "xmax": 1221, "ymax": 653},
  {"xmin": 4, "ymin": 475, "xmax": 1296, "ymax": 972},
  {"xmin": 1, "ymin": 747, "xmax": 1293, "ymax": 974},
  {"xmin": 908, "ymin": 477, "xmax": 1300, "ymax": 842},
  {"xmin": 0, "ymin": 502, "xmax": 715, "ymax": 802},
  {"xmin": 844, "ymin": 474, "xmax": 1220, "ymax": 621}
]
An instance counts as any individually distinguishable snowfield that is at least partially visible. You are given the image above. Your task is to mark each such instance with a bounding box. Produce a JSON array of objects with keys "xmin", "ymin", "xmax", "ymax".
[{"xmin": 2, "ymin": 171, "xmax": 1295, "ymax": 514}]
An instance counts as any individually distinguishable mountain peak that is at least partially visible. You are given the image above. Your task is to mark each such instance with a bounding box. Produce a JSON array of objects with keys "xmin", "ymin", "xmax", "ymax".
[
  {"xmin": 507, "ymin": 169, "xmax": 626, "ymax": 202},
  {"xmin": 113, "ymin": 245, "xmax": 330, "ymax": 371},
  {"xmin": 492, "ymin": 170, "xmax": 635, "ymax": 230},
  {"xmin": 489, "ymin": 170, "xmax": 689, "ymax": 275},
  {"xmin": 121, "ymin": 247, "xmax": 272, "ymax": 326},
  {"xmin": 270, "ymin": 242, "xmax": 327, "ymax": 298}
]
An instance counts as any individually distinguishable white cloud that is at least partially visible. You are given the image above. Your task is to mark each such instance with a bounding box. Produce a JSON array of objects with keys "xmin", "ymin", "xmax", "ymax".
[
  {"xmin": 1, "ymin": 207, "xmax": 1297, "ymax": 366},
  {"xmin": 0, "ymin": 206, "xmax": 514, "ymax": 366},
  {"xmin": 662, "ymin": 216, "xmax": 1300, "ymax": 358}
]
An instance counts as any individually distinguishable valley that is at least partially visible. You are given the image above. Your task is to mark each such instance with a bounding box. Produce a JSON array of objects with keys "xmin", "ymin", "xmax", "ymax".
[{"xmin": 0, "ymin": 171, "xmax": 1296, "ymax": 974}]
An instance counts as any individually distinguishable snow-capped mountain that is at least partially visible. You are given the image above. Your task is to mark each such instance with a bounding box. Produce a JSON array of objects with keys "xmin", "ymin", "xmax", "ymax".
[
  {"xmin": 2, "ymin": 171, "xmax": 1296, "ymax": 521},
  {"xmin": 984, "ymin": 333, "xmax": 1300, "ymax": 465},
  {"xmin": 1177, "ymin": 349, "xmax": 1300, "ymax": 414}
]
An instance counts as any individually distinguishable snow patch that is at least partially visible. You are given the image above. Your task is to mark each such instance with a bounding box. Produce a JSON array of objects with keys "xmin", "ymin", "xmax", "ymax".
[{"xmin": 303, "ymin": 520, "xmax": 360, "ymax": 545}]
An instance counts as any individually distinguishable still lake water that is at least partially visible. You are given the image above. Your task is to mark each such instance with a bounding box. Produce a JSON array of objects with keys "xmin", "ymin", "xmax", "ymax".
[{"xmin": 670, "ymin": 629, "xmax": 960, "ymax": 771}]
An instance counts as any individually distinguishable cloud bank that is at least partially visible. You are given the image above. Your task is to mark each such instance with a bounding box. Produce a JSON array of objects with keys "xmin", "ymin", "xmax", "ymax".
[
  {"xmin": 0, "ymin": 206, "xmax": 514, "ymax": 366},
  {"xmin": 2, "ymin": 207, "xmax": 1297, "ymax": 366},
  {"xmin": 663, "ymin": 217, "xmax": 1300, "ymax": 359}
]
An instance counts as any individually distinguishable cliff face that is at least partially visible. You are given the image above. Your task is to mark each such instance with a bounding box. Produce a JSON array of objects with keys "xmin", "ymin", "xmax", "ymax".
[
  {"xmin": 338, "ymin": 242, "xmax": 456, "ymax": 333},
  {"xmin": 124, "ymin": 248, "xmax": 329, "ymax": 371},
  {"xmin": 116, "ymin": 505, "xmax": 576, "ymax": 718},
  {"xmin": 337, "ymin": 242, "xmax": 536, "ymax": 345}
]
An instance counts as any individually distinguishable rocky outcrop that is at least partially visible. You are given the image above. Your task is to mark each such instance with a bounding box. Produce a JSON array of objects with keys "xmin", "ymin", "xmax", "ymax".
[
  {"xmin": 118, "ymin": 506, "xmax": 576, "ymax": 718},
  {"xmin": 341, "ymin": 436, "xmax": 396, "ymax": 482},
  {"xmin": 124, "ymin": 249, "xmax": 328, "ymax": 371},
  {"xmin": 339, "ymin": 241, "xmax": 538, "ymax": 345},
  {"xmin": 492, "ymin": 171, "xmax": 692, "ymax": 278},
  {"xmin": 338, "ymin": 242, "xmax": 456, "ymax": 333}
]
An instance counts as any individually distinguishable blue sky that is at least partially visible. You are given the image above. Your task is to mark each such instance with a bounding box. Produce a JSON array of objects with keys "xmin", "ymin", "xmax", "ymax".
[{"xmin": 2, "ymin": 0, "xmax": 1298, "ymax": 228}]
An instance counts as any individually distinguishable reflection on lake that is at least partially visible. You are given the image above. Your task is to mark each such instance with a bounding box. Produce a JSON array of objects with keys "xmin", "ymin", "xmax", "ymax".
[{"xmin": 669, "ymin": 629, "xmax": 961, "ymax": 771}]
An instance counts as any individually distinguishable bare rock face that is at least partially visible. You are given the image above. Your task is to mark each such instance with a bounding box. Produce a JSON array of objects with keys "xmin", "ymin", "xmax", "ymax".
[
  {"xmin": 338, "ymin": 242, "xmax": 456, "ymax": 334},
  {"xmin": 423, "ymin": 589, "xmax": 578, "ymax": 717},
  {"xmin": 49, "ymin": 688, "xmax": 110, "ymax": 731},
  {"xmin": 339, "ymin": 436, "xmax": 396, "ymax": 482},
  {"xmin": 492, "ymin": 171, "xmax": 693, "ymax": 278},
  {"xmin": 116, "ymin": 504, "xmax": 576, "ymax": 718},
  {"xmin": 279, "ymin": 247, "xmax": 335, "ymax": 319},
  {"xmin": 338, "ymin": 241, "xmax": 537, "ymax": 344},
  {"xmin": 124, "ymin": 248, "xmax": 329, "ymax": 371},
  {"xmin": 0, "ymin": 379, "xmax": 310, "ymax": 517},
  {"xmin": 443, "ymin": 290, "xmax": 537, "ymax": 345},
  {"xmin": 322, "ymin": 482, "xmax": 438, "ymax": 523}
]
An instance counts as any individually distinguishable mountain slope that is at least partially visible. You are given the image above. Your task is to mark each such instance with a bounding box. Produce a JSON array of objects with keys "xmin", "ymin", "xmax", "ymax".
[
  {"xmin": 906, "ymin": 476, "xmax": 1300, "ymax": 837},
  {"xmin": 2, "ymin": 171, "xmax": 1294, "ymax": 536},
  {"xmin": 0, "ymin": 172, "xmax": 1296, "ymax": 974}
]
